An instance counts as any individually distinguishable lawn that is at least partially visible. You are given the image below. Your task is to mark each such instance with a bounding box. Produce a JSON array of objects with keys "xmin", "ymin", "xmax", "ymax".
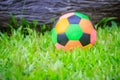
[{"xmin": 0, "ymin": 25, "xmax": 120, "ymax": 80}]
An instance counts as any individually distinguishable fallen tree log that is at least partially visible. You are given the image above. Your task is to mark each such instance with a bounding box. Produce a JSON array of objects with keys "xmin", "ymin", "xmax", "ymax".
[{"xmin": 0, "ymin": 0, "xmax": 120, "ymax": 29}]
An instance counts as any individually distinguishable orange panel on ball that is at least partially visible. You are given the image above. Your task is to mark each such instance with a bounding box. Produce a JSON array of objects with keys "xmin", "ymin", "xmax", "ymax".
[
  {"xmin": 55, "ymin": 43, "xmax": 65, "ymax": 50},
  {"xmin": 60, "ymin": 12, "xmax": 74, "ymax": 19},
  {"xmin": 65, "ymin": 40, "xmax": 82, "ymax": 50},
  {"xmin": 79, "ymin": 19, "xmax": 94, "ymax": 34},
  {"xmin": 55, "ymin": 18, "xmax": 69, "ymax": 34}
]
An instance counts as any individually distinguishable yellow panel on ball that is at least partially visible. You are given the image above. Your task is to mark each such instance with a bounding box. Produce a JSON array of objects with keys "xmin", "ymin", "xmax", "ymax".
[
  {"xmin": 60, "ymin": 12, "xmax": 74, "ymax": 19},
  {"xmin": 55, "ymin": 18, "xmax": 70, "ymax": 34},
  {"xmin": 82, "ymin": 44, "xmax": 93, "ymax": 49},
  {"xmin": 65, "ymin": 40, "xmax": 82, "ymax": 50},
  {"xmin": 79, "ymin": 19, "xmax": 94, "ymax": 34}
]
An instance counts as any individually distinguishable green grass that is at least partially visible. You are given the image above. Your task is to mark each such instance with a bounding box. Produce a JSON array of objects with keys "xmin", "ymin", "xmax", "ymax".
[{"xmin": 0, "ymin": 25, "xmax": 120, "ymax": 80}]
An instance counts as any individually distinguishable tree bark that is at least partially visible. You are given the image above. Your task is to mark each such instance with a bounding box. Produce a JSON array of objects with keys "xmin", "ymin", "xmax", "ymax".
[{"xmin": 0, "ymin": 0, "xmax": 120, "ymax": 28}]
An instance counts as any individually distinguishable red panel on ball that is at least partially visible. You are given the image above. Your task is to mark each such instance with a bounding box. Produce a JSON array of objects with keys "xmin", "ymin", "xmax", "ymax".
[
  {"xmin": 55, "ymin": 43, "xmax": 65, "ymax": 50},
  {"xmin": 90, "ymin": 29, "xmax": 96, "ymax": 45},
  {"xmin": 60, "ymin": 12, "xmax": 74, "ymax": 19}
]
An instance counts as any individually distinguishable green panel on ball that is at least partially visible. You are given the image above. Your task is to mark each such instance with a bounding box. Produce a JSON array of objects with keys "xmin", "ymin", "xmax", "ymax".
[
  {"xmin": 65, "ymin": 24, "xmax": 83, "ymax": 40},
  {"xmin": 51, "ymin": 28, "xmax": 57, "ymax": 44},
  {"xmin": 75, "ymin": 12, "xmax": 89, "ymax": 20}
]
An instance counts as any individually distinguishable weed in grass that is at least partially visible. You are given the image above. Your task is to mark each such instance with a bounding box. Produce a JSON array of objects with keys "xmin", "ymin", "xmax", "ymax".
[{"xmin": 95, "ymin": 17, "xmax": 117, "ymax": 29}]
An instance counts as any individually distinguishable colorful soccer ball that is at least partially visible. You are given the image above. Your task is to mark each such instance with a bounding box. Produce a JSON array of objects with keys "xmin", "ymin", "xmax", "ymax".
[{"xmin": 51, "ymin": 12, "xmax": 96, "ymax": 50}]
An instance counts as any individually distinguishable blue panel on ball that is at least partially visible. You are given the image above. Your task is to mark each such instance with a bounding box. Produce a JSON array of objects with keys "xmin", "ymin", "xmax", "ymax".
[
  {"xmin": 68, "ymin": 15, "xmax": 81, "ymax": 24},
  {"xmin": 79, "ymin": 33, "xmax": 90, "ymax": 46},
  {"xmin": 57, "ymin": 33, "xmax": 69, "ymax": 46}
]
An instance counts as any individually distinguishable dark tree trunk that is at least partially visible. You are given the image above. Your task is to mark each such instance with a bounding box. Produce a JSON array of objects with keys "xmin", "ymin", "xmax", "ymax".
[{"xmin": 0, "ymin": 0, "xmax": 120, "ymax": 28}]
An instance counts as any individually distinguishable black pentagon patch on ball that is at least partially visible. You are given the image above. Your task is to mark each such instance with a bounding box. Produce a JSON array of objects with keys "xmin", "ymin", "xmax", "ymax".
[
  {"xmin": 68, "ymin": 15, "xmax": 81, "ymax": 24},
  {"xmin": 79, "ymin": 33, "xmax": 90, "ymax": 46},
  {"xmin": 57, "ymin": 33, "xmax": 69, "ymax": 46}
]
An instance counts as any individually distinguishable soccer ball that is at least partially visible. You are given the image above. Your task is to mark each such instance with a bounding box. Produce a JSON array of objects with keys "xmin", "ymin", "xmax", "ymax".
[{"xmin": 51, "ymin": 12, "xmax": 96, "ymax": 50}]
